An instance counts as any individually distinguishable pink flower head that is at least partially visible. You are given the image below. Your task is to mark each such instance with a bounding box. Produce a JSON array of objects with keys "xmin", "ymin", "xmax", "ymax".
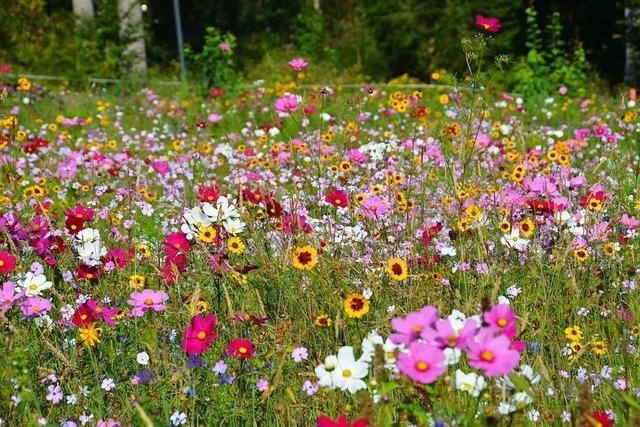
[
  {"xmin": 390, "ymin": 305, "xmax": 439, "ymax": 344},
  {"xmin": 397, "ymin": 342, "xmax": 446, "ymax": 384},
  {"xmin": 288, "ymin": 58, "xmax": 308, "ymax": 72},
  {"xmin": 20, "ymin": 296, "xmax": 52, "ymax": 317},
  {"xmin": 476, "ymin": 15, "xmax": 501, "ymax": 33},
  {"xmin": 360, "ymin": 195, "xmax": 389, "ymax": 218},
  {"xmin": 468, "ymin": 328, "xmax": 520, "ymax": 377},
  {"xmin": 422, "ymin": 317, "xmax": 478, "ymax": 350},
  {"xmin": 0, "ymin": 282, "xmax": 21, "ymax": 310},
  {"xmin": 218, "ymin": 42, "xmax": 231, "ymax": 52},
  {"xmin": 183, "ymin": 313, "xmax": 217, "ymax": 355},
  {"xmin": 227, "ymin": 338, "xmax": 255, "ymax": 359},
  {"xmin": 483, "ymin": 304, "xmax": 517, "ymax": 338},
  {"xmin": 274, "ymin": 95, "xmax": 300, "ymax": 117},
  {"xmin": 86, "ymin": 299, "xmax": 119, "ymax": 326},
  {"xmin": 0, "ymin": 251, "xmax": 16, "ymax": 274},
  {"xmin": 128, "ymin": 289, "xmax": 169, "ymax": 317}
]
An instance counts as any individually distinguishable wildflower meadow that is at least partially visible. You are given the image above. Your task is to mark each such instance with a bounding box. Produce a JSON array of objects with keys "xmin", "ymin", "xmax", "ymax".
[{"xmin": 1, "ymin": 10, "xmax": 640, "ymax": 427}]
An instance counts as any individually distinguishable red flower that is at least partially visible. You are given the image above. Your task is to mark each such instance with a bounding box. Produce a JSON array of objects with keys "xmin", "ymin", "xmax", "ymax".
[
  {"xmin": 65, "ymin": 204, "xmax": 95, "ymax": 222},
  {"xmin": 227, "ymin": 338, "xmax": 255, "ymax": 360},
  {"xmin": 476, "ymin": 15, "xmax": 501, "ymax": 33},
  {"xmin": 588, "ymin": 411, "xmax": 614, "ymax": 427},
  {"xmin": 0, "ymin": 251, "xmax": 16, "ymax": 274},
  {"xmin": 183, "ymin": 314, "xmax": 217, "ymax": 355},
  {"xmin": 317, "ymin": 414, "xmax": 368, "ymax": 427},
  {"xmin": 72, "ymin": 304, "xmax": 94, "ymax": 327},
  {"xmin": 242, "ymin": 188, "xmax": 263, "ymax": 205},
  {"xmin": 325, "ymin": 190, "xmax": 349, "ymax": 208},
  {"xmin": 75, "ymin": 265, "xmax": 102, "ymax": 282},
  {"xmin": 65, "ymin": 216, "xmax": 85, "ymax": 235},
  {"xmin": 198, "ymin": 186, "xmax": 219, "ymax": 203},
  {"xmin": 526, "ymin": 199, "xmax": 564, "ymax": 214},
  {"xmin": 164, "ymin": 232, "xmax": 191, "ymax": 258}
]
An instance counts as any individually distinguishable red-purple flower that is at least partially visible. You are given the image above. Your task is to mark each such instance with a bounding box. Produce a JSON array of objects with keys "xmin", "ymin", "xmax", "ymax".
[
  {"xmin": 397, "ymin": 342, "xmax": 446, "ymax": 384},
  {"xmin": 227, "ymin": 338, "xmax": 255, "ymax": 359},
  {"xmin": 317, "ymin": 414, "xmax": 368, "ymax": 427},
  {"xmin": 476, "ymin": 15, "xmax": 501, "ymax": 33},
  {"xmin": 183, "ymin": 314, "xmax": 217, "ymax": 355},
  {"xmin": 0, "ymin": 251, "xmax": 16, "ymax": 274},
  {"xmin": 274, "ymin": 95, "xmax": 301, "ymax": 117},
  {"xmin": 325, "ymin": 190, "xmax": 349, "ymax": 208}
]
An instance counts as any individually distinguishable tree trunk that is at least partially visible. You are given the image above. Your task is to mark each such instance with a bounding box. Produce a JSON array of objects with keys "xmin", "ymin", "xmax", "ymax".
[
  {"xmin": 72, "ymin": 0, "xmax": 94, "ymax": 19},
  {"xmin": 118, "ymin": 0, "xmax": 147, "ymax": 76}
]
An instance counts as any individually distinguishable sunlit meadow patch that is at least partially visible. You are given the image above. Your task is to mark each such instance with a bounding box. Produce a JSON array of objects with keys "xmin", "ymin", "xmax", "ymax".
[{"xmin": 0, "ymin": 15, "xmax": 639, "ymax": 427}]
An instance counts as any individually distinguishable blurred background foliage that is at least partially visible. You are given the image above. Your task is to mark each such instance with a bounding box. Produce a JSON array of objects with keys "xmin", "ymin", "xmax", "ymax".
[{"xmin": 0, "ymin": 0, "xmax": 637, "ymax": 94}]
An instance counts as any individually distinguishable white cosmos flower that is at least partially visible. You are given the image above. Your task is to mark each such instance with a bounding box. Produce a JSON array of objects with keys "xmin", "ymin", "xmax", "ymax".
[
  {"xmin": 361, "ymin": 330, "xmax": 403, "ymax": 369},
  {"xmin": 17, "ymin": 272, "xmax": 53, "ymax": 297},
  {"xmin": 75, "ymin": 228, "xmax": 101, "ymax": 244},
  {"xmin": 333, "ymin": 346, "xmax": 369, "ymax": 394},
  {"xmin": 454, "ymin": 369, "xmax": 487, "ymax": 397},
  {"xmin": 181, "ymin": 206, "xmax": 211, "ymax": 240},
  {"xmin": 314, "ymin": 354, "xmax": 339, "ymax": 388},
  {"xmin": 203, "ymin": 196, "xmax": 240, "ymax": 223},
  {"xmin": 500, "ymin": 228, "xmax": 529, "ymax": 251},
  {"xmin": 75, "ymin": 240, "xmax": 107, "ymax": 266},
  {"xmin": 223, "ymin": 218, "xmax": 246, "ymax": 235}
]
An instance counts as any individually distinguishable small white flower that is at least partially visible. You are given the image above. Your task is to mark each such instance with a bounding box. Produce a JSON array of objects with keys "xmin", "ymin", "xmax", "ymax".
[
  {"xmin": 137, "ymin": 351, "xmax": 150, "ymax": 365},
  {"xmin": 362, "ymin": 287, "xmax": 372, "ymax": 300},
  {"xmin": 101, "ymin": 378, "xmax": 115, "ymax": 392},
  {"xmin": 454, "ymin": 370, "xmax": 487, "ymax": 397},
  {"xmin": 170, "ymin": 411, "xmax": 187, "ymax": 426}
]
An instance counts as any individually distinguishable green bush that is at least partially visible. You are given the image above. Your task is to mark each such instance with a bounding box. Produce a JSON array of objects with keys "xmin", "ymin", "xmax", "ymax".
[{"xmin": 186, "ymin": 27, "xmax": 237, "ymax": 89}]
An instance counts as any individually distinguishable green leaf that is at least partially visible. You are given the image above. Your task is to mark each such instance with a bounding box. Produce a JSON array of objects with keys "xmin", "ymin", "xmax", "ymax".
[
  {"xmin": 509, "ymin": 373, "xmax": 533, "ymax": 397},
  {"xmin": 621, "ymin": 392, "xmax": 640, "ymax": 410}
]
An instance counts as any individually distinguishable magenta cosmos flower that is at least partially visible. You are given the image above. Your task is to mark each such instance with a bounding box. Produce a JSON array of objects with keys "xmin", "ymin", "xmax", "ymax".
[
  {"xmin": 20, "ymin": 296, "xmax": 52, "ymax": 317},
  {"xmin": 476, "ymin": 15, "xmax": 501, "ymax": 33},
  {"xmin": 288, "ymin": 58, "xmax": 308, "ymax": 71},
  {"xmin": 128, "ymin": 289, "xmax": 169, "ymax": 317},
  {"xmin": 274, "ymin": 95, "xmax": 300, "ymax": 116},
  {"xmin": 390, "ymin": 305, "xmax": 439, "ymax": 344},
  {"xmin": 484, "ymin": 304, "xmax": 517, "ymax": 338},
  {"xmin": 183, "ymin": 314, "xmax": 217, "ymax": 355},
  {"xmin": 468, "ymin": 329, "xmax": 520, "ymax": 377},
  {"xmin": 422, "ymin": 317, "xmax": 478, "ymax": 350},
  {"xmin": 397, "ymin": 342, "xmax": 446, "ymax": 384}
]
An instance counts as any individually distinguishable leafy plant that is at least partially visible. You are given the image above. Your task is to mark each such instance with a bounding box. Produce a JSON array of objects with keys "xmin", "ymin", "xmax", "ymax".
[{"xmin": 186, "ymin": 27, "xmax": 238, "ymax": 89}]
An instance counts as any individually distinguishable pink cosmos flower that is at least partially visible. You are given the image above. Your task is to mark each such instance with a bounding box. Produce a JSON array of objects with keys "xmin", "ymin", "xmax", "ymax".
[
  {"xmin": 183, "ymin": 314, "xmax": 217, "ymax": 355},
  {"xmin": 360, "ymin": 195, "xmax": 389, "ymax": 218},
  {"xmin": 0, "ymin": 282, "xmax": 21, "ymax": 310},
  {"xmin": 86, "ymin": 299, "xmax": 119, "ymax": 326},
  {"xmin": 20, "ymin": 296, "xmax": 52, "ymax": 317},
  {"xmin": 128, "ymin": 289, "xmax": 169, "ymax": 317},
  {"xmin": 476, "ymin": 15, "xmax": 501, "ymax": 33},
  {"xmin": 422, "ymin": 317, "xmax": 478, "ymax": 350},
  {"xmin": 218, "ymin": 42, "xmax": 231, "ymax": 52},
  {"xmin": 288, "ymin": 58, "xmax": 308, "ymax": 71},
  {"xmin": 468, "ymin": 328, "xmax": 520, "ymax": 377},
  {"xmin": 390, "ymin": 305, "xmax": 439, "ymax": 344},
  {"xmin": 483, "ymin": 304, "xmax": 517, "ymax": 338},
  {"xmin": 274, "ymin": 95, "xmax": 300, "ymax": 117},
  {"xmin": 397, "ymin": 342, "xmax": 446, "ymax": 384}
]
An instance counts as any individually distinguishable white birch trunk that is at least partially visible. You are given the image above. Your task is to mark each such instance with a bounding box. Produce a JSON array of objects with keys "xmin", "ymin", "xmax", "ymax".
[{"xmin": 118, "ymin": 0, "xmax": 147, "ymax": 76}]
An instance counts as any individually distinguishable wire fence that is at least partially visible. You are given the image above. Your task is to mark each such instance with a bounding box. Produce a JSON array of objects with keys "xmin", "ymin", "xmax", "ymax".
[{"xmin": 2, "ymin": 72, "xmax": 488, "ymax": 93}]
